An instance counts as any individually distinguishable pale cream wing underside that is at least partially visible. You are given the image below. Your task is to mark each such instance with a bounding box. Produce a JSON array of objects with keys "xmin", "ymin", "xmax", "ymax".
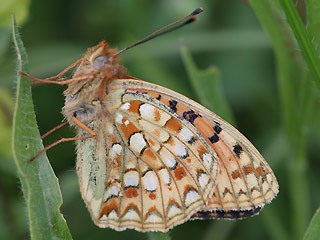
[
  {"xmin": 76, "ymin": 79, "xmax": 278, "ymax": 232},
  {"xmin": 76, "ymin": 87, "xmax": 220, "ymax": 232},
  {"xmin": 110, "ymin": 79, "xmax": 279, "ymax": 215}
]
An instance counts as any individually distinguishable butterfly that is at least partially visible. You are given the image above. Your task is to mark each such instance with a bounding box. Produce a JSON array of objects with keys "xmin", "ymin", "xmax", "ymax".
[{"xmin": 23, "ymin": 8, "xmax": 278, "ymax": 232}]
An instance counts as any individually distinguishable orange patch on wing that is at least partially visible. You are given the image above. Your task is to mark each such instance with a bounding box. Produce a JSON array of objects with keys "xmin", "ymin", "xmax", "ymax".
[
  {"xmin": 128, "ymin": 101, "xmax": 143, "ymax": 114},
  {"xmin": 154, "ymin": 129, "xmax": 161, "ymax": 137},
  {"xmin": 154, "ymin": 109, "xmax": 161, "ymax": 121},
  {"xmin": 144, "ymin": 206, "xmax": 162, "ymax": 220},
  {"xmin": 126, "ymin": 187, "xmax": 139, "ymax": 198},
  {"xmin": 256, "ymin": 167, "xmax": 265, "ymax": 176},
  {"xmin": 168, "ymin": 198, "xmax": 180, "ymax": 207},
  {"xmin": 164, "ymin": 118, "xmax": 181, "ymax": 133},
  {"xmin": 224, "ymin": 187, "xmax": 231, "ymax": 194},
  {"xmin": 145, "ymin": 206, "xmax": 162, "ymax": 220},
  {"xmin": 100, "ymin": 198, "xmax": 119, "ymax": 216},
  {"xmin": 196, "ymin": 169, "xmax": 205, "ymax": 178},
  {"xmin": 110, "ymin": 136, "xmax": 119, "ymax": 145},
  {"xmin": 149, "ymin": 192, "xmax": 156, "ymax": 200},
  {"xmin": 115, "ymin": 155, "xmax": 121, "ymax": 167},
  {"xmin": 144, "ymin": 90, "xmax": 159, "ymax": 100},
  {"xmin": 143, "ymin": 148, "xmax": 156, "ymax": 161},
  {"xmin": 147, "ymin": 137, "xmax": 155, "ymax": 147},
  {"xmin": 183, "ymin": 184, "xmax": 197, "ymax": 197},
  {"xmin": 122, "ymin": 203, "xmax": 141, "ymax": 218},
  {"xmin": 166, "ymin": 137, "xmax": 174, "ymax": 145},
  {"xmin": 120, "ymin": 117, "xmax": 140, "ymax": 140},
  {"xmin": 243, "ymin": 166, "xmax": 254, "ymax": 175},
  {"xmin": 197, "ymin": 145, "xmax": 207, "ymax": 157},
  {"xmin": 231, "ymin": 170, "xmax": 241, "ymax": 179},
  {"xmin": 147, "ymin": 205, "xmax": 159, "ymax": 213},
  {"xmin": 174, "ymin": 166, "xmax": 186, "ymax": 180}
]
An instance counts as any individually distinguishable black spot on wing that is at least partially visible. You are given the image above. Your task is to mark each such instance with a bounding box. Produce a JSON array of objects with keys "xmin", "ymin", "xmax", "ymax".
[
  {"xmin": 208, "ymin": 133, "xmax": 219, "ymax": 144},
  {"xmin": 124, "ymin": 185, "xmax": 139, "ymax": 189},
  {"xmin": 187, "ymin": 136, "xmax": 196, "ymax": 144},
  {"xmin": 183, "ymin": 110, "xmax": 193, "ymax": 119},
  {"xmin": 140, "ymin": 147, "xmax": 147, "ymax": 155},
  {"xmin": 179, "ymin": 151, "xmax": 189, "ymax": 159},
  {"xmin": 169, "ymin": 100, "xmax": 178, "ymax": 112},
  {"xmin": 233, "ymin": 144, "xmax": 243, "ymax": 157},
  {"xmin": 170, "ymin": 161, "xmax": 178, "ymax": 170},
  {"xmin": 191, "ymin": 207, "xmax": 261, "ymax": 219},
  {"xmin": 183, "ymin": 110, "xmax": 198, "ymax": 125},
  {"xmin": 213, "ymin": 124, "xmax": 222, "ymax": 134},
  {"xmin": 105, "ymin": 194, "xmax": 119, "ymax": 202},
  {"xmin": 156, "ymin": 94, "xmax": 162, "ymax": 100}
]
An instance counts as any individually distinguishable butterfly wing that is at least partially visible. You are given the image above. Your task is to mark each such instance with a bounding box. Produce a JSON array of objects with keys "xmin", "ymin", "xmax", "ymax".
[{"xmin": 76, "ymin": 78, "xmax": 278, "ymax": 232}]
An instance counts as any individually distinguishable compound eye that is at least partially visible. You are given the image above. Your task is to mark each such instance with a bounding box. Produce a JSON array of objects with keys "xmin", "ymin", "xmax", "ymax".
[{"xmin": 93, "ymin": 55, "xmax": 108, "ymax": 70}]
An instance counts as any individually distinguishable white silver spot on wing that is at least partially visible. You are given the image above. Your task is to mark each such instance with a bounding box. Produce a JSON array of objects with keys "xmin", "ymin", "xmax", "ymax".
[
  {"xmin": 159, "ymin": 168, "xmax": 171, "ymax": 185},
  {"xmin": 174, "ymin": 143, "xmax": 188, "ymax": 159},
  {"xmin": 179, "ymin": 127, "xmax": 195, "ymax": 143},
  {"xmin": 167, "ymin": 204, "xmax": 182, "ymax": 219},
  {"xmin": 198, "ymin": 172, "xmax": 209, "ymax": 190},
  {"xmin": 142, "ymin": 171, "xmax": 158, "ymax": 192},
  {"xmin": 145, "ymin": 212, "xmax": 163, "ymax": 223},
  {"xmin": 120, "ymin": 102, "xmax": 131, "ymax": 110},
  {"xmin": 122, "ymin": 208, "xmax": 141, "ymax": 221},
  {"xmin": 124, "ymin": 120, "xmax": 130, "ymax": 126},
  {"xmin": 115, "ymin": 113, "xmax": 123, "ymax": 124},
  {"xmin": 109, "ymin": 144, "xmax": 122, "ymax": 160},
  {"xmin": 124, "ymin": 171, "xmax": 139, "ymax": 188},
  {"xmin": 129, "ymin": 132, "xmax": 147, "ymax": 153},
  {"xmin": 104, "ymin": 183, "xmax": 121, "ymax": 202},
  {"xmin": 202, "ymin": 153, "xmax": 213, "ymax": 169},
  {"xmin": 184, "ymin": 190, "xmax": 201, "ymax": 206},
  {"xmin": 139, "ymin": 104, "xmax": 155, "ymax": 121}
]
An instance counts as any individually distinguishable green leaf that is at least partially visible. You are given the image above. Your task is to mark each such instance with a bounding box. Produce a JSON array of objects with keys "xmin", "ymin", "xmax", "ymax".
[
  {"xmin": 11, "ymin": 14, "xmax": 72, "ymax": 240},
  {"xmin": 303, "ymin": 208, "xmax": 320, "ymax": 240},
  {"xmin": 180, "ymin": 43, "xmax": 235, "ymax": 125},
  {"xmin": 148, "ymin": 232, "xmax": 171, "ymax": 240}
]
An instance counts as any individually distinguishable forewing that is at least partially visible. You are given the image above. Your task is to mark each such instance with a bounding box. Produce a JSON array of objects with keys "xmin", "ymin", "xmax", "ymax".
[{"xmin": 110, "ymin": 79, "xmax": 279, "ymax": 220}]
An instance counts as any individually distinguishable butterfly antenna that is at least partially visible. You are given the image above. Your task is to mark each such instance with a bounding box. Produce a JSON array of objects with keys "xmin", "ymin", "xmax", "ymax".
[{"xmin": 114, "ymin": 7, "xmax": 203, "ymax": 56}]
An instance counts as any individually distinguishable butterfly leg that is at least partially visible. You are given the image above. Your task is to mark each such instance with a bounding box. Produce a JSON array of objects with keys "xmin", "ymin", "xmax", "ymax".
[
  {"xmin": 29, "ymin": 116, "xmax": 96, "ymax": 162},
  {"xmin": 21, "ymin": 72, "xmax": 96, "ymax": 85},
  {"xmin": 40, "ymin": 121, "xmax": 69, "ymax": 140},
  {"xmin": 20, "ymin": 57, "xmax": 83, "ymax": 83}
]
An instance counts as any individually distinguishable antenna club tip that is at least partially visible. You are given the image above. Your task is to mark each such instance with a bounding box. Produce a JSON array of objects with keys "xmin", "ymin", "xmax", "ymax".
[{"xmin": 192, "ymin": 7, "xmax": 204, "ymax": 16}]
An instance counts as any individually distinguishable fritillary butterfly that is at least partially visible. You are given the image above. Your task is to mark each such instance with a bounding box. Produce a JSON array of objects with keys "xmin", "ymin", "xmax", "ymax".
[{"xmin": 24, "ymin": 8, "xmax": 278, "ymax": 232}]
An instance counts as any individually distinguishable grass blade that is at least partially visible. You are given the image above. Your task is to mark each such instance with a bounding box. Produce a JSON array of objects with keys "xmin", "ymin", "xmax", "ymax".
[
  {"xmin": 180, "ymin": 43, "xmax": 236, "ymax": 240},
  {"xmin": 249, "ymin": 1, "xmax": 310, "ymax": 239},
  {"xmin": 180, "ymin": 43, "xmax": 235, "ymax": 124},
  {"xmin": 279, "ymin": 0, "xmax": 320, "ymax": 89}
]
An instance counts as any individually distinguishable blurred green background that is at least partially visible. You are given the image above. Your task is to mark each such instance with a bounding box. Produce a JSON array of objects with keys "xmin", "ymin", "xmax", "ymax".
[{"xmin": 1, "ymin": 0, "xmax": 320, "ymax": 239}]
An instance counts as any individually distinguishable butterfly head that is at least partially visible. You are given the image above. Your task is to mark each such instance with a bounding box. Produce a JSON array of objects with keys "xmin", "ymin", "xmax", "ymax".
[
  {"xmin": 73, "ymin": 40, "xmax": 128, "ymax": 82},
  {"xmin": 86, "ymin": 41, "xmax": 118, "ymax": 70}
]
